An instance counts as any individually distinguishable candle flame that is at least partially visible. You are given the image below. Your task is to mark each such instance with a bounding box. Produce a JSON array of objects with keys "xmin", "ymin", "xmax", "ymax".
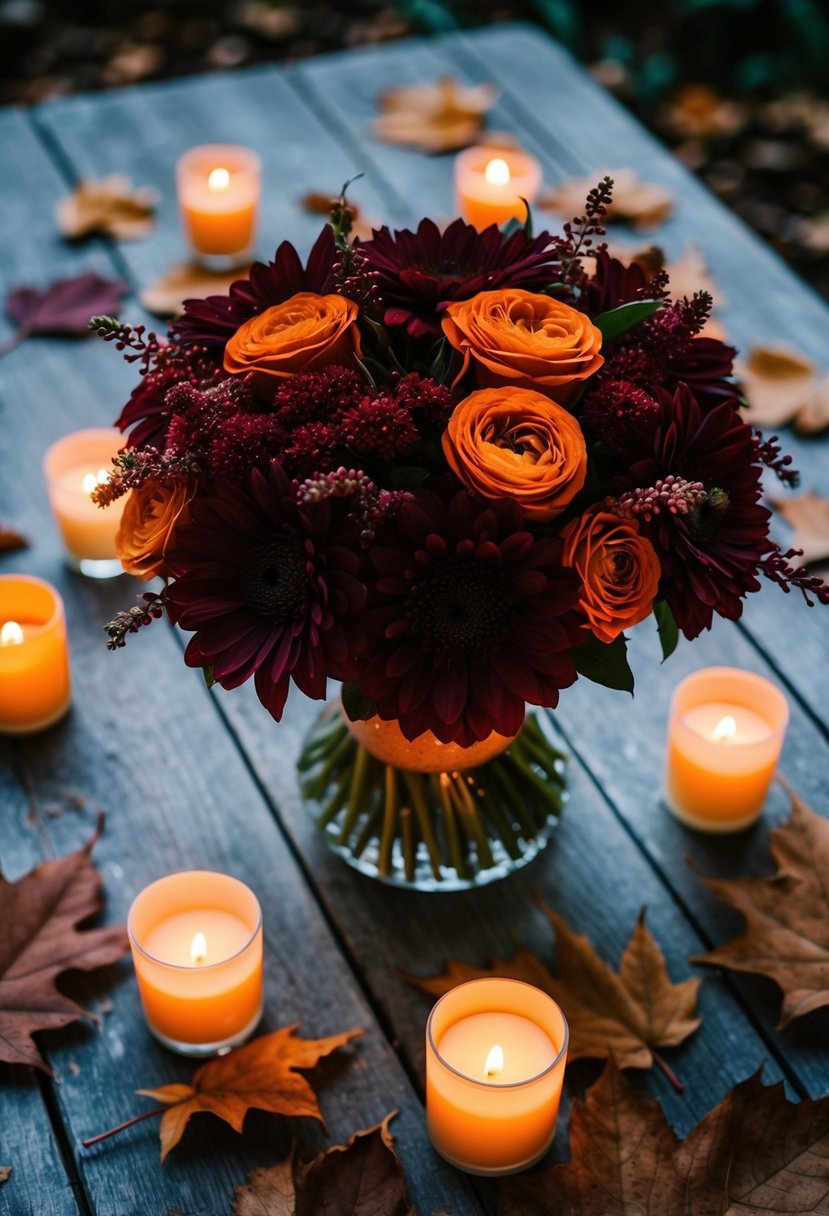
[
  {"xmin": 208, "ymin": 167, "xmax": 230, "ymax": 192},
  {"xmin": 82, "ymin": 468, "xmax": 109, "ymax": 496},
  {"xmin": 713, "ymin": 714, "xmax": 737, "ymax": 743},
  {"xmin": 484, "ymin": 1044, "xmax": 504, "ymax": 1078},
  {"xmin": 190, "ymin": 932, "xmax": 208, "ymax": 965},
  {"xmin": 0, "ymin": 621, "xmax": 23, "ymax": 646},
  {"xmin": 484, "ymin": 157, "xmax": 511, "ymax": 186}
]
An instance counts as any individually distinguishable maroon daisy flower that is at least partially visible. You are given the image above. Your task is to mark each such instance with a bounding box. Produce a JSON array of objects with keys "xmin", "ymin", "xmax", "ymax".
[
  {"xmin": 169, "ymin": 227, "xmax": 338, "ymax": 350},
  {"xmin": 614, "ymin": 384, "xmax": 774, "ymax": 639},
  {"xmin": 165, "ymin": 461, "xmax": 367, "ymax": 721},
  {"xmin": 360, "ymin": 218, "xmax": 561, "ymax": 339},
  {"xmin": 359, "ymin": 484, "xmax": 582, "ymax": 745}
]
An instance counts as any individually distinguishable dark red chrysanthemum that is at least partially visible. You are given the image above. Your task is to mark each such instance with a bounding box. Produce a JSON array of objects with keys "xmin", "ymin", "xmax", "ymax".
[
  {"xmin": 582, "ymin": 249, "xmax": 667, "ymax": 315},
  {"xmin": 361, "ymin": 218, "xmax": 562, "ymax": 339},
  {"xmin": 359, "ymin": 484, "xmax": 582, "ymax": 745},
  {"xmin": 165, "ymin": 461, "xmax": 366, "ymax": 721},
  {"xmin": 614, "ymin": 384, "xmax": 774, "ymax": 639},
  {"xmin": 169, "ymin": 227, "xmax": 339, "ymax": 349}
]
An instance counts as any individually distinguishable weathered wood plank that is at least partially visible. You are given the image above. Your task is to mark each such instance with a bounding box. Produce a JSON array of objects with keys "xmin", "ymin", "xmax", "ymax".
[{"xmin": 0, "ymin": 111, "xmax": 478, "ymax": 1216}]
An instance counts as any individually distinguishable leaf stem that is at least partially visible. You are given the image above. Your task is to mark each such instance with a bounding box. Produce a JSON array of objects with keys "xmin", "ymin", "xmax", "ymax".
[
  {"xmin": 82, "ymin": 1105, "xmax": 166, "ymax": 1148},
  {"xmin": 652, "ymin": 1051, "xmax": 684, "ymax": 1094}
]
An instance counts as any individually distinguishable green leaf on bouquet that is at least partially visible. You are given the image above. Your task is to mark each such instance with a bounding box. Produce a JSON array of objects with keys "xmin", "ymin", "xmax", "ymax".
[
  {"xmin": 341, "ymin": 682, "xmax": 375, "ymax": 723},
  {"xmin": 572, "ymin": 634, "xmax": 634, "ymax": 694},
  {"xmin": 653, "ymin": 600, "xmax": 679, "ymax": 662},
  {"xmin": 594, "ymin": 299, "xmax": 663, "ymax": 342}
]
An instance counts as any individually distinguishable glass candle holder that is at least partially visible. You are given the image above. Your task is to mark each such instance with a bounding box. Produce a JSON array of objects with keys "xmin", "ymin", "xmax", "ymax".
[
  {"xmin": 176, "ymin": 144, "xmax": 260, "ymax": 270},
  {"xmin": 665, "ymin": 666, "xmax": 789, "ymax": 832},
  {"xmin": 454, "ymin": 145, "xmax": 542, "ymax": 230},
  {"xmin": 426, "ymin": 977, "xmax": 568, "ymax": 1176},
  {"xmin": 129, "ymin": 871, "xmax": 264, "ymax": 1057},
  {"xmin": 0, "ymin": 575, "xmax": 71, "ymax": 734},
  {"xmin": 43, "ymin": 428, "xmax": 125, "ymax": 579}
]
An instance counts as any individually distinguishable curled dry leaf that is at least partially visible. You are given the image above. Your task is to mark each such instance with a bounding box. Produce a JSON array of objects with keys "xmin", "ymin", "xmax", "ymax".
[
  {"xmin": 300, "ymin": 192, "xmax": 381, "ymax": 242},
  {"xmin": 0, "ymin": 1167, "xmax": 10, "ymax": 1186},
  {"xmin": 0, "ymin": 524, "xmax": 29, "ymax": 554},
  {"xmin": 693, "ymin": 789, "xmax": 829, "ymax": 1026},
  {"xmin": 55, "ymin": 175, "xmax": 158, "ymax": 242},
  {"xmin": 541, "ymin": 168, "xmax": 673, "ymax": 229},
  {"xmin": 139, "ymin": 261, "xmax": 252, "ymax": 318},
  {"xmin": 405, "ymin": 901, "xmax": 700, "ymax": 1087},
  {"xmin": 234, "ymin": 1113, "xmax": 414, "ymax": 1216},
  {"xmin": 374, "ymin": 76, "xmax": 497, "ymax": 153},
  {"xmin": 738, "ymin": 345, "xmax": 829, "ymax": 434},
  {"xmin": 498, "ymin": 1061, "xmax": 829, "ymax": 1216},
  {"xmin": 0, "ymin": 814, "xmax": 128, "ymax": 1073},
  {"xmin": 770, "ymin": 491, "xmax": 829, "ymax": 567}
]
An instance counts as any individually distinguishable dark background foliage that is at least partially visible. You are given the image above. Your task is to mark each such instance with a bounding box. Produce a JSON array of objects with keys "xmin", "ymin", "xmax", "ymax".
[{"xmin": 3, "ymin": 0, "xmax": 828, "ymax": 296}]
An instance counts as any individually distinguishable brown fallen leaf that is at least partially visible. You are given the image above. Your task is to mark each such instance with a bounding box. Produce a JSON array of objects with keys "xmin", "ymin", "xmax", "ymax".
[
  {"xmin": 662, "ymin": 83, "xmax": 747, "ymax": 140},
  {"xmin": 55, "ymin": 175, "xmax": 158, "ymax": 242},
  {"xmin": 770, "ymin": 491, "xmax": 829, "ymax": 567},
  {"xmin": 0, "ymin": 1167, "xmax": 10, "ymax": 1186},
  {"xmin": 139, "ymin": 261, "xmax": 252, "ymax": 318},
  {"xmin": 83, "ymin": 1023, "xmax": 363, "ymax": 1160},
  {"xmin": 406, "ymin": 903, "xmax": 700, "ymax": 1088},
  {"xmin": 0, "ymin": 524, "xmax": 29, "ymax": 553},
  {"xmin": 738, "ymin": 345, "xmax": 829, "ymax": 434},
  {"xmin": 234, "ymin": 1113, "xmax": 414, "ymax": 1216},
  {"xmin": 300, "ymin": 192, "xmax": 380, "ymax": 242},
  {"xmin": 374, "ymin": 76, "xmax": 497, "ymax": 153},
  {"xmin": 693, "ymin": 789, "xmax": 829, "ymax": 1027},
  {"xmin": 541, "ymin": 168, "xmax": 673, "ymax": 229},
  {"xmin": 498, "ymin": 1061, "xmax": 829, "ymax": 1216},
  {"xmin": 0, "ymin": 814, "xmax": 128, "ymax": 1073}
]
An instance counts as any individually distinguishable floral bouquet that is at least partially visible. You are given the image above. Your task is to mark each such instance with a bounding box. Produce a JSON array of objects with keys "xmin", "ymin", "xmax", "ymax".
[{"xmin": 95, "ymin": 178, "xmax": 827, "ymax": 888}]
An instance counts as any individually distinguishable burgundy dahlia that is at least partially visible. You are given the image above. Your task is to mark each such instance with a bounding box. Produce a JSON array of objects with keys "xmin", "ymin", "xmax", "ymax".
[
  {"xmin": 165, "ymin": 461, "xmax": 367, "ymax": 721},
  {"xmin": 359, "ymin": 484, "xmax": 582, "ymax": 745},
  {"xmin": 361, "ymin": 218, "xmax": 561, "ymax": 339}
]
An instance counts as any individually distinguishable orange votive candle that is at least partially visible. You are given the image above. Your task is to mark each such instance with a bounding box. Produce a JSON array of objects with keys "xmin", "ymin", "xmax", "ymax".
[
  {"xmin": 0, "ymin": 575, "xmax": 71, "ymax": 734},
  {"xmin": 177, "ymin": 144, "xmax": 260, "ymax": 268},
  {"xmin": 129, "ymin": 872, "xmax": 263, "ymax": 1056},
  {"xmin": 426, "ymin": 978, "xmax": 568, "ymax": 1176},
  {"xmin": 44, "ymin": 428, "xmax": 125, "ymax": 579},
  {"xmin": 665, "ymin": 666, "xmax": 789, "ymax": 832},
  {"xmin": 455, "ymin": 146, "xmax": 542, "ymax": 230}
]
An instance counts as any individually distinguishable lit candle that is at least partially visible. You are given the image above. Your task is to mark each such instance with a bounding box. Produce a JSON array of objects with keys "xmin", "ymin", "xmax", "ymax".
[
  {"xmin": 426, "ymin": 978, "xmax": 567, "ymax": 1175},
  {"xmin": 454, "ymin": 145, "xmax": 542, "ymax": 230},
  {"xmin": 176, "ymin": 144, "xmax": 260, "ymax": 269},
  {"xmin": 665, "ymin": 666, "xmax": 789, "ymax": 832},
  {"xmin": 0, "ymin": 575, "xmax": 71, "ymax": 734},
  {"xmin": 43, "ymin": 428, "xmax": 125, "ymax": 579},
  {"xmin": 129, "ymin": 871, "xmax": 263, "ymax": 1056}
]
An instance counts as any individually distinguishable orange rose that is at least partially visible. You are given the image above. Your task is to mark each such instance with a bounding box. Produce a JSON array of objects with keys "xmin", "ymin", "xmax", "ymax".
[
  {"xmin": 442, "ymin": 387, "xmax": 587, "ymax": 520},
  {"xmin": 223, "ymin": 293, "xmax": 362, "ymax": 386},
  {"xmin": 116, "ymin": 479, "xmax": 194, "ymax": 579},
  {"xmin": 561, "ymin": 510, "xmax": 661, "ymax": 644},
  {"xmin": 442, "ymin": 288, "xmax": 603, "ymax": 401}
]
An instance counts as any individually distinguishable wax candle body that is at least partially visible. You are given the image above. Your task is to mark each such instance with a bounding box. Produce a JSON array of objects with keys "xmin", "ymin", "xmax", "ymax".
[
  {"xmin": 665, "ymin": 668, "xmax": 788, "ymax": 832},
  {"xmin": 455, "ymin": 147, "xmax": 542, "ymax": 230},
  {"xmin": 0, "ymin": 576, "xmax": 71, "ymax": 734},
  {"xmin": 426, "ymin": 978, "xmax": 567, "ymax": 1175},
  {"xmin": 44, "ymin": 429, "xmax": 124, "ymax": 574},
  {"xmin": 177, "ymin": 145, "xmax": 260, "ymax": 262},
  {"xmin": 129, "ymin": 872, "xmax": 263, "ymax": 1055}
]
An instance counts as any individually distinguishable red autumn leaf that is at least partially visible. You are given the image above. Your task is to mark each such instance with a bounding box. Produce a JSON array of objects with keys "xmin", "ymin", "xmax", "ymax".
[{"xmin": 4, "ymin": 271, "xmax": 126, "ymax": 346}]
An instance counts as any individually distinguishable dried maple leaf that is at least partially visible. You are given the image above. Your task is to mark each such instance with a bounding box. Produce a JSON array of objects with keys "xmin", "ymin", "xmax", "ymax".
[
  {"xmin": 0, "ymin": 815, "xmax": 128, "ymax": 1073},
  {"xmin": 693, "ymin": 790, "xmax": 829, "ymax": 1026},
  {"xmin": 55, "ymin": 175, "xmax": 158, "ymax": 242},
  {"xmin": 406, "ymin": 903, "xmax": 700, "ymax": 1087},
  {"xmin": 2, "ymin": 272, "xmax": 126, "ymax": 357},
  {"xmin": 136, "ymin": 1024, "xmax": 364, "ymax": 1161},
  {"xmin": 738, "ymin": 344, "xmax": 829, "ymax": 434},
  {"xmin": 541, "ymin": 168, "xmax": 673, "ymax": 230},
  {"xmin": 498, "ymin": 1061, "xmax": 829, "ymax": 1216},
  {"xmin": 0, "ymin": 524, "xmax": 29, "ymax": 553},
  {"xmin": 139, "ymin": 261, "xmax": 251, "ymax": 318},
  {"xmin": 234, "ymin": 1113, "xmax": 414, "ymax": 1216},
  {"xmin": 374, "ymin": 76, "xmax": 497, "ymax": 153},
  {"xmin": 770, "ymin": 491, "xmax": 829, "ymax": 567}
]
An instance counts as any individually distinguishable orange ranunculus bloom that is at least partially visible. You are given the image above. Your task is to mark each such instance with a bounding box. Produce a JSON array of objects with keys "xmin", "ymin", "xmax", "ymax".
[
  {"xmin": 116, "ymin": 479, "xmax": 195, "ymax": 579},
  {"xmin": 223, "ymin": 292, "xmax": 362, "ymax": 385},
  {"xmin": 442, "ymin": 386, "xmax": 588, "ymax": 521},
  {"xmin": 441, "ymin": 288, "xmax": 603, "ymax": 401},
  {"xmin": 561, "ymin": 510, "xmax": 661, "ymax": 644}
]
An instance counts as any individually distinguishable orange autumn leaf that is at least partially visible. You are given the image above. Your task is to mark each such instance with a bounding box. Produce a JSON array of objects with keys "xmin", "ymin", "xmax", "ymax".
[
  {"xmin": 139, "ymin": 261, "xmax": 253, "ymax": 319},
  {"xmin": 770, "ymin": 491, "xmax": 829, "ymax": 567},
  {"xmin": 137, "ymin": 1023, "xmax": 364, "ymax": 1161},
  {"xmin": 541, "ymin": 168, "xmax": 673, "ymax": 230},
  {"xmin": 738, "ymin": 345, "xmax": 829, "ymax": 434},
  {"xmin": 374, "ymin": 76, "xmax": 497, "ymax": 153},
  {"xmin": 300, "ymin": 192, "xmax": 380, "ymax": 242},
  {"xmin": 0, "ymin": 524, "xmax": 29, "ymax": 553},
  {"xmin": 56, "ymin": 175, "xmax": 158, "ymax": 242}
]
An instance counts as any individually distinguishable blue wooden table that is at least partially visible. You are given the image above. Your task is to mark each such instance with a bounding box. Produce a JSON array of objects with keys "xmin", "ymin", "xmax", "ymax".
[{"xmin": 1, "ymin": 23, "xmax": 828, "ymax": 1216}]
